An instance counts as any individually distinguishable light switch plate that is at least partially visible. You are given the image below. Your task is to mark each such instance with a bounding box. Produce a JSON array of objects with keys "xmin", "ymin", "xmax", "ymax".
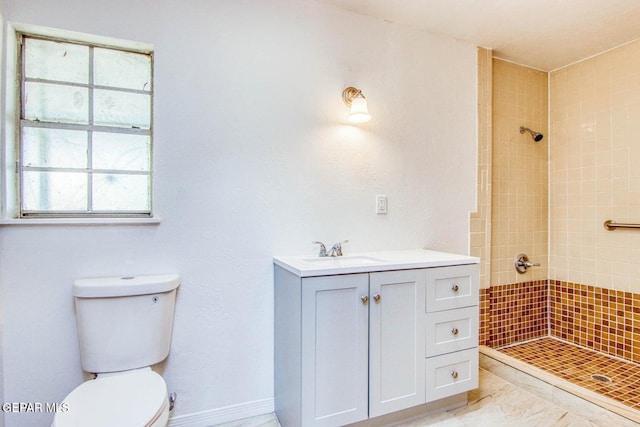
[{"xmin": 376, "ymin": 195, "xmax": 387, "ymax": 214}]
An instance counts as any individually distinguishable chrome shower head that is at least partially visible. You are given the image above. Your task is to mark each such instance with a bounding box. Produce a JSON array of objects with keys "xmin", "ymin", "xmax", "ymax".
[{"xmin": 520, "ymin": 126, "xmax": 543, "ymax": 142}]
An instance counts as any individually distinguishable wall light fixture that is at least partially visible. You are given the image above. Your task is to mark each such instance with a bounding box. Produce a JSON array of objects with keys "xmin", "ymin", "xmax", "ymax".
[{"xmin": 342, "ymin": 86, "xmax": 371, "ymax": 123}]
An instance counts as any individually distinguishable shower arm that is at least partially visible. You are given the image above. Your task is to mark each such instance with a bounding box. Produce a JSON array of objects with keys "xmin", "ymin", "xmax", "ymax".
[{"xmin": 519, "ymin": 126, "xmax": 544, "ymax": 142}]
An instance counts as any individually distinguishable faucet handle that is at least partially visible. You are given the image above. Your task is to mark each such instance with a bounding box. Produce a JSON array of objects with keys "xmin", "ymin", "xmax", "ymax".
[
  {"xmin": 330, "ymin": 240, "xmax": 349, "ymax": 256},
  {"xmin": 514, "ymin": 253, "xmax": 540, "ymax": 274},
  {"xmin": 313, "ymin": 241, "xmax": 328, "ymax": 257}
]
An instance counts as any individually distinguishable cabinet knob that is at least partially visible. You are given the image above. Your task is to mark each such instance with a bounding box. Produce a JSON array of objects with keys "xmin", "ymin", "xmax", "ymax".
[
  {"xmin": 450, "ymin": 370, "xmax": 459, "ymax": 379},
  {"xmin": 373, "ymin": 294, "xmax": 381, "ymax": 303},
  {"xmin": 361, "ymin": 295, "xmax": 369, "ymax": 304},
  {"xmin": 451, "ymin": 327, "xmax": 459, "ymax": 336},
  {"xmin": 451, "ymin": 284, "xmax": 459, "ymax": 292}
]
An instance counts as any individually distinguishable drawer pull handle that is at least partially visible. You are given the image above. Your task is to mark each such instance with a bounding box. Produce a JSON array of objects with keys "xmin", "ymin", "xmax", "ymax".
[
  {"xmin": 450, "ymin": 370, "xmax": 459, "ymax": 379},
  {"xmin": 373, "ymin": 294, "xmax": 381, "ymax": 303},
  {"xmin": 451, "ymin": 284, "xmax": 459, "ymax": 292},
  {"xmin": 451, "ymin": 327, "xmax": 459, "ymax": 335},
  {"xmin": 361, "ymin": 295, "xmax": 369, "ymax": 304}
]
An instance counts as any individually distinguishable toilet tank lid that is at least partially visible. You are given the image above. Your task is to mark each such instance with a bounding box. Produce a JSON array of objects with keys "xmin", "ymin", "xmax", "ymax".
[{"xmin": 73, "ymin": 274, "xmax": 180, "ymax": 298}]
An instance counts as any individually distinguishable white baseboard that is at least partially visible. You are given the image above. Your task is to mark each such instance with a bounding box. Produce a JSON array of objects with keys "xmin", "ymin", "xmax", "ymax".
[{"xmin": 167, "ymin": 398, "xmax": 274, "ymax": 427}]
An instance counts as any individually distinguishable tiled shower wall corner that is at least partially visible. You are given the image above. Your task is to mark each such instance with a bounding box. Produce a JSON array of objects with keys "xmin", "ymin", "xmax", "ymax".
[
  {"xmin": 479, "ymin": 281, "xmax": 547, "ymax": 347},
  {"xmin": 549, "ymin": 38, "xmax": 640, "ymax": 292},
  {"xmin": 490, "ymin": 59, "xmax": 548, "ymax": 287},
  {"xmin": 479, "ymin": 288, "xmax": 490, "ymax": 345},
  {"xmin": 481, "ymin": 280, "xmax": 640, "ymax": 365},
  {"xmin": 550, "ymin": 280, "xmax": 640, "ymax": 363}
]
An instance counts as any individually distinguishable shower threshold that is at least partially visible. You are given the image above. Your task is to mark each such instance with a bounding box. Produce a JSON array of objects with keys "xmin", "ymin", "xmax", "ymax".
[{"xmin": 480, "ymin": 337, "xmax": 640, "ymax": 424}]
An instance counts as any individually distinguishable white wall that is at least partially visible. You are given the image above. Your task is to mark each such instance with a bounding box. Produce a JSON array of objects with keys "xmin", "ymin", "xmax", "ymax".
[
  {"xmin": 0, "ymin": 1, "xmax": 477, "ymax": 426},
  {"xmin": 0, "ymin": 1, "xmax": 5, "ymax": 425}
]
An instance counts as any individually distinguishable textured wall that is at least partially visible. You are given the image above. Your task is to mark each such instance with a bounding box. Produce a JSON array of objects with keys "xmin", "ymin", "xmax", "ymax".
[{"xmin": 0, "ymin": 1, "xmax": 478, "ymax": 425}]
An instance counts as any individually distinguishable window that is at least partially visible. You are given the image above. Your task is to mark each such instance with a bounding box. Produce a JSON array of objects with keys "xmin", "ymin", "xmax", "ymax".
[{"xmin": 17, "ymin": 32, "xmax": 153, "ymax": 218}]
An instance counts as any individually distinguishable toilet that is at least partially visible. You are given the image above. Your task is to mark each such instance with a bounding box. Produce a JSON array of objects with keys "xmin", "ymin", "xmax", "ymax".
[{"xmin": 52, "ymin": 274, "xmax": 180, "ymax": 427}]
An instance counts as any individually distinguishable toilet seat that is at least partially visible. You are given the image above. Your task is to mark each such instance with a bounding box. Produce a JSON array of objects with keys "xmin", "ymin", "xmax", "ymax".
[{"xmin": 53, "ymin": 368, "xmax": 168, "ymax": 427}]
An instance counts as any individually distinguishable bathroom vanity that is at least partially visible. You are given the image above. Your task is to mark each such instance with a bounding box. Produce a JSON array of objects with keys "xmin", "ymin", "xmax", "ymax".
[{"xmin": 274, "ymin": 249, "xmax": 479, "ymax": 427}]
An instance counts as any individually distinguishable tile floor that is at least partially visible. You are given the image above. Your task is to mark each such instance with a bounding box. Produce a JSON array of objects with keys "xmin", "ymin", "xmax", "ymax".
[
  {"xmin": 498, "ymin": 337, "xmax": 640, "ymax": 411},
  {"xmin": 215, "ymin": 364, "xmax": 637, "ymax": 427}
]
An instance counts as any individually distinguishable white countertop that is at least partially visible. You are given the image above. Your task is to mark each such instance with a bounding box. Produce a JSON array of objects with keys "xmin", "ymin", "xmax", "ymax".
[{"xmin": 273, "ymin": 249, "xmax": 479, "ymax": 277}]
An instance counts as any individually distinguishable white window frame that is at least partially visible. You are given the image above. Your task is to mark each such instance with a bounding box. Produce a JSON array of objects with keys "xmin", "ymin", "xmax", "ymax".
[{"xmin": 1, "ymin": 23, "xmax": 158, "ymax": 224}]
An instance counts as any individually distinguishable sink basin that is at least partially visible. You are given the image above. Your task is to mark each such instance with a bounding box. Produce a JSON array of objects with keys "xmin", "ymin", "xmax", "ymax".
[{"xmin": 302, "ymin": 255, "xmax": 385, "ymax": 265}]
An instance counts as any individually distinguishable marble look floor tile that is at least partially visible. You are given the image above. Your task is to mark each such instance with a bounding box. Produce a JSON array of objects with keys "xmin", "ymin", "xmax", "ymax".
[
  {"xmin": 481, "ymin": 350, "xmax": 639, "ymax": 427},
  {"xmin": 450, "ymin": 380, "xmax": 569, "ymax": 426},
  {"xmin": 399, "ymin": 412, "xmax": 465, "ymax": 427},
  {"xmin": 478, "ymin": 353, "xmax": 555, "ymax": 401},
  {"xmin": 225, "ymin": 365, "xmax": 637, "ymax": 427},
  {"xmin": 214, "ymin": 413, "xmax": 281, "ymax": 427}
]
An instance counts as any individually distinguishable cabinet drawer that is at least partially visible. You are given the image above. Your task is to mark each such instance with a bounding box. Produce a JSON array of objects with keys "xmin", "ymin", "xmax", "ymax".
[
  {"xmin": 426, "ymin": 306, "xmax": 478, "ymax": 357},
  {"xmin": 425, "ymin": 348, "xmax": 478, "ymax": 403},
  {"xmin": 425, "ymin": 264, "xmax": 478, "ymax": 312}
]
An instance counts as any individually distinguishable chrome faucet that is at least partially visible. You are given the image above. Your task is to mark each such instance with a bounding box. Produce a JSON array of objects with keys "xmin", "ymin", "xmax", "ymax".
[
  {"xmin": 328, "ymin": 240, "xmax": 349, "ymax": 257},
  {"xmin": 313, "ymin": 240, "xmax": 349, "ymax": 257},
  {"xmin": 312, "ymin": 241, "xmax": 328, "ymax": 257}
]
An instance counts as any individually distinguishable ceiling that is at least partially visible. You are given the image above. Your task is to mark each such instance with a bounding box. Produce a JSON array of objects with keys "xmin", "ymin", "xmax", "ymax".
[{"xmin": 315, "ymin": 0, "xmax": 640, "ymax": 71}]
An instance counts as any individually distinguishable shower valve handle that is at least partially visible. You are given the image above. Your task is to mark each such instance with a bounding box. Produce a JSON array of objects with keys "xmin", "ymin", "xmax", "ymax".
[{"xmin": 515, "ymin": 253, "xmax": 540, "ymax": 274}]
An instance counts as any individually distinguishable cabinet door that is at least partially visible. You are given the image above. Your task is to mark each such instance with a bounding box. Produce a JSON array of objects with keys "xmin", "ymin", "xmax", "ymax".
[
  {"xmin": 301, "ymin": 274, "xmax": 369, "ymax": 427},
  {"xmin": 369, "ymin": 270, "xmax": 426, "ymax": 418}
]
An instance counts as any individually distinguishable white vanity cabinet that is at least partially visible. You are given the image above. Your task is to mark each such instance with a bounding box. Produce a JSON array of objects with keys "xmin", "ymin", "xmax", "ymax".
[
  {"xmin": 276, "ymin": 268, "xmax": 426, "ymax": 426},
  {"xmin": 274, "ymin": 250, "xmax": 479, "ymax": 427}
]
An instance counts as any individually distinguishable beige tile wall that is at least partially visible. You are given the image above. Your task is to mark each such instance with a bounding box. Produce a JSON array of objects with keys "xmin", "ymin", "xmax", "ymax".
[
  {"xmin": 491, "ymin": 59, "xmax": 548, "ymax": 286},
  {"xmin": 549, "ymin": 39, "xmax": 640, "ymax": 293}
]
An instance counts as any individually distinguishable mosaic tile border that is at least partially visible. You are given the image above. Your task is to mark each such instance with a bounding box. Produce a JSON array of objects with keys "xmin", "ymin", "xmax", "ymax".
[
  {"xmin": 549, "ymin": 280, "xmax": 640, "ymax": 364},
  {"xmin": 481, "ymin": 280, "xmax": 640, "ymax": 365},
  {"xmin": 484, "ymin": 280, "xmax": 548, "ymax": 348}
]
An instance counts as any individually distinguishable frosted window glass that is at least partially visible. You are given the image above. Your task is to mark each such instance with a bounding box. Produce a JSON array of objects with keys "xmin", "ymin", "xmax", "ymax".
[
  {"xmin": 92, "ymin": 174, "xmax": 150, "ymax": 211},
  {"xmin": 19, "ymin": 34, "xmax": 153, "ymax": 216},
  {"xmin": 94, "ymin": 48, "xmax": 151, "ymax": 91},
  {"xmin": 22, "ymin": 171, "xmax": 87, "ymax": 211},
  {"xmin": 22, "ymin": 127, "xmax": 87, "ymax": 168},
  {"xmin": 93, "ymin": 89, "xmax": 150, "ymax": 129},
  {"xmin": 24, "ymin": 38, "xmax": 89, "ymax": 84},
  {"xmin": 24, "ymin": 82, "xmax": 89, "ymax": 124},
  {"xmin": 93, "ymin": 133, "xmax": 150, "ymax": 171}
]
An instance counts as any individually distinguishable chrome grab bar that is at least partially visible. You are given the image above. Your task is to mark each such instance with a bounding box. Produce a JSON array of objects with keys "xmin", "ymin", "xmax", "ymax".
[{"xmin": 604, "ymin": 220, "xmax": 640, "ymax": 230}]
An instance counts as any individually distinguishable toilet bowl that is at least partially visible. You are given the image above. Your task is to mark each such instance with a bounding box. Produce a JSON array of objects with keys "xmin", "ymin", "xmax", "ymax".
[
  {"xmin": 52, "ymin": 368, "xmax": 169, "ymax": 427},
  {"xmin": 53, "ymin": 274, "xmax": 179, "ymax": 427}
]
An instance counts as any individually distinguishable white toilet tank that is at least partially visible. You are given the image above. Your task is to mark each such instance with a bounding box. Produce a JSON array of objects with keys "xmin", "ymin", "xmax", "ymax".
[{"xmin": 73, "ymin": 274, "xmax": 180, "ymax": 373}]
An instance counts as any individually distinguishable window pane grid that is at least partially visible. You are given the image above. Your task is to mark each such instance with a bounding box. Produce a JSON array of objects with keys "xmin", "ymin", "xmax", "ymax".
[
  {"xmin": 22, "ymin": 166, "xmax": 151, "ymax": 175},
  {"xmin": 18, "ymin": 33, "xmax": 152, "ymax": 217},
  {"xmin": 23, "ymin": 77, "xmax": 151, "ymax": 96},
  {"xmin": 21, "ymin": 120, "xmax": 151, "ymax": 135}
]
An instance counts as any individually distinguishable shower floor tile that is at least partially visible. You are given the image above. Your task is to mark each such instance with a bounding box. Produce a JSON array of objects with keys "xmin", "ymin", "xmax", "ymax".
[{"xmin": 498, "ymin": 337, "xmax": 640, "ymax": 410}]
